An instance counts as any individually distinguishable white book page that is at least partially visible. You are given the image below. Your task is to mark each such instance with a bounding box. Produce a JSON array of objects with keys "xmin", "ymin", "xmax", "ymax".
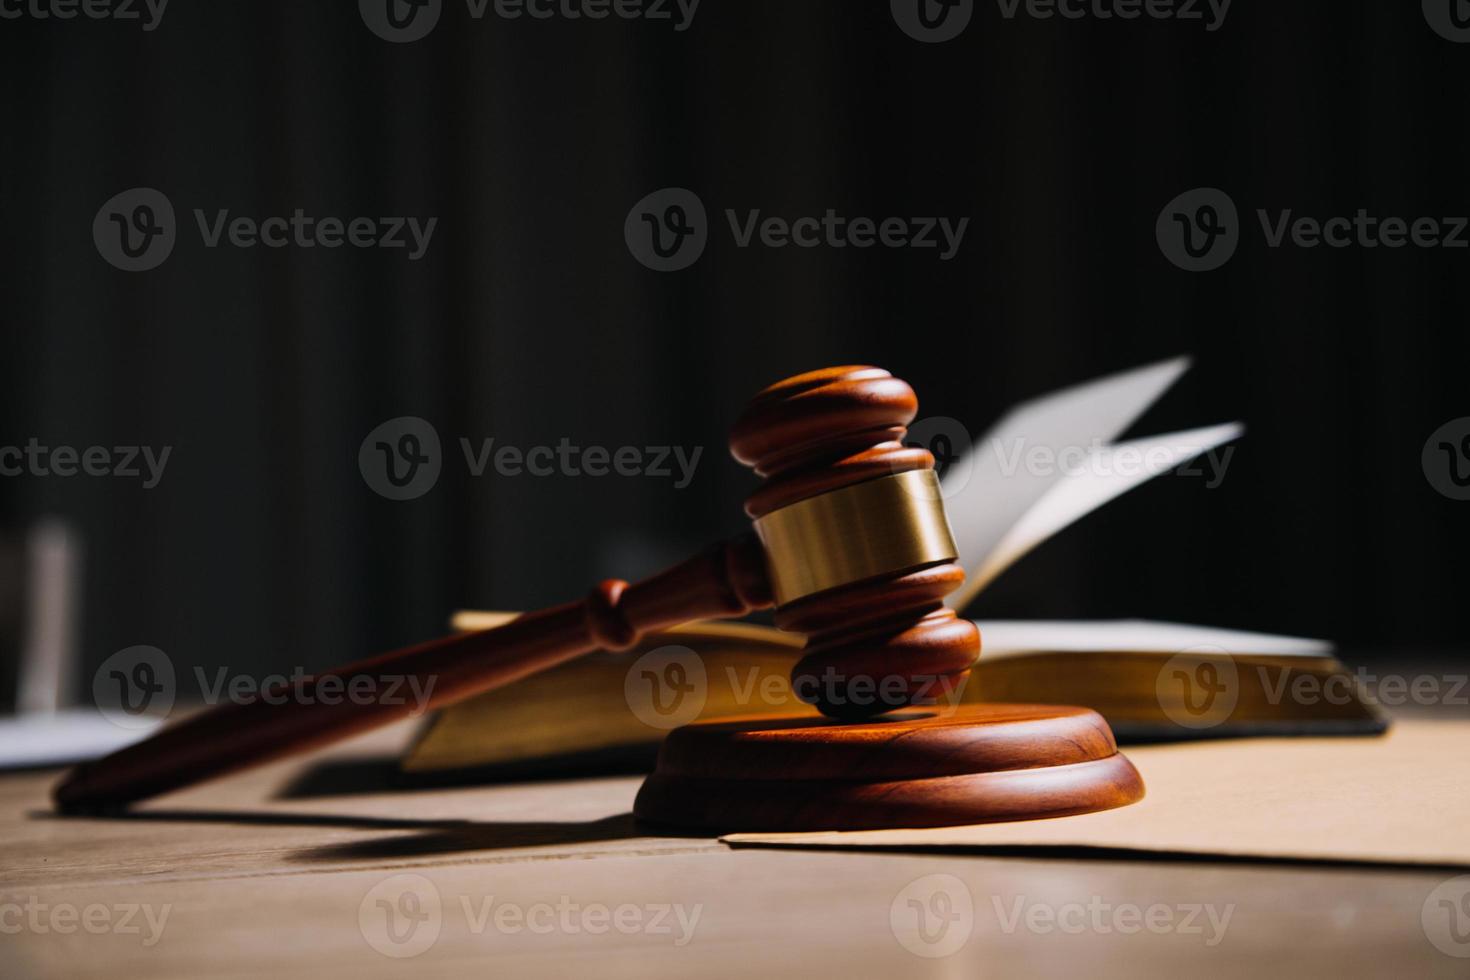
[
  {"xmin": 941, "ymin": 356, "xmax": 1192, "ymax": 588},
  {"xmin": 974, "ymin": 619, "xmax": 1333, "ymax": 662},
  {"xmin": 953, "ymin": 422, "xmax": 1243, "ymax": 606}
]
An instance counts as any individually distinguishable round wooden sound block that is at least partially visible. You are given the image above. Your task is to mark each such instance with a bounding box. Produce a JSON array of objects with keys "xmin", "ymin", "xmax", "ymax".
[{"xmin": 633, "ymin": 704, "xmax": 1145, "ymax": 832}]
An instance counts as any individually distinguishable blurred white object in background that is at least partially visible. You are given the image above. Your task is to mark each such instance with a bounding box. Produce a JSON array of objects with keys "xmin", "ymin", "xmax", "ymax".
[{"xmin": 0, "ymin": 518, "xmax": 162, "ymax": 769}]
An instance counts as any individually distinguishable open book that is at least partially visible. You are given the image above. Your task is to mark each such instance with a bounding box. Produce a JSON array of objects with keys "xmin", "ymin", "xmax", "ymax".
[{"xmin": 403, "ymin": 358, "xmax": 1385, "ymax": 779}]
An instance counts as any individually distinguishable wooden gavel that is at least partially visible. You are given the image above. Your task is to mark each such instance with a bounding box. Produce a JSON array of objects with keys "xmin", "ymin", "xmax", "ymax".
[{"xmin": 54, "ymin": 366, "xmax": 981, "ymax": 810}]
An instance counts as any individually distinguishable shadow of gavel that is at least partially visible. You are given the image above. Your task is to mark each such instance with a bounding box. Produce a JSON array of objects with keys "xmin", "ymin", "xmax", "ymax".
[{"xmin": 54, "ymin": 366, "xmax": 980, "ymax": 810}]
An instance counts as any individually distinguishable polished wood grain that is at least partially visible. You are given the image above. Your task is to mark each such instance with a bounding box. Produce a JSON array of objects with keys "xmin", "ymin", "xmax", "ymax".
[{"xmin": 634, "ymin": 705, "xmax": 1145, "ymax": 831}]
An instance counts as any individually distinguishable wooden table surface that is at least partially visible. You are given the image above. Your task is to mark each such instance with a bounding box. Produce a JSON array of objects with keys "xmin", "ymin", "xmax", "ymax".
[{"xmin": 2, "ymin": 717, "xmax": 1464, "ymax": 979}]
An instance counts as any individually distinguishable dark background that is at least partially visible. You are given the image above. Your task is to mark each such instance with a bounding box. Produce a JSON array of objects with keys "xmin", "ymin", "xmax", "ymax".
[{"xmin": 1, "ymin": 0, "xmax": 1466, "ymax": 700}]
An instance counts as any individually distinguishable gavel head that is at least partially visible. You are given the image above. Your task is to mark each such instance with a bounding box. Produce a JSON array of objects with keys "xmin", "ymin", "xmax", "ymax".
[{"xmin": 730, "ymin": 366, "xmax": 980, "ymax": 721}]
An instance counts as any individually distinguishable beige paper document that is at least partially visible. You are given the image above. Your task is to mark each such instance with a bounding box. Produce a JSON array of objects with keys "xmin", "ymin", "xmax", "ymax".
[{"xmin": 725, "ymin": 720, "xmax": 1470, "ymax": 868}]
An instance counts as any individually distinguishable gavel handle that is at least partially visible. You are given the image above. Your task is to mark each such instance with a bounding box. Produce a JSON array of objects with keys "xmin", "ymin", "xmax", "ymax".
[{"xmin": 53, "ymin": 534, "xmax": 772, "ymax": 811}]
